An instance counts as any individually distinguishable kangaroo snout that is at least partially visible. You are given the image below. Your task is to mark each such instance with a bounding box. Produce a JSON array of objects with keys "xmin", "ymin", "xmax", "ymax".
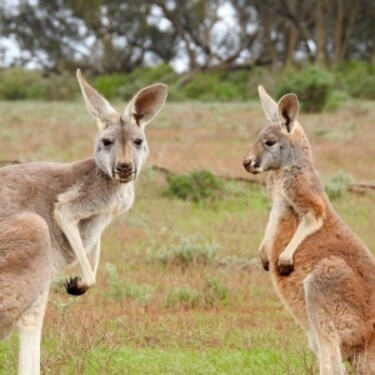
[
  {"xmin": 243, "ymin": 157, "xmax": 261, "ymax": 174},
  {"xmin": 114, "ymin": 162, "xmax": 135, "ymax": 182}
]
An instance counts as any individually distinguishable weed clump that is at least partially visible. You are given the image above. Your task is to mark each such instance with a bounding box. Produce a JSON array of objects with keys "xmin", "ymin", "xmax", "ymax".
[
  {"xmin": 150, "ymin": 236, "xmax": 219, "ymax": 267},
  {"xmin": 105, "ymin": 263, "xmax": 154, "ymax": 306},
  {"xmin": 165, "ymin": 170, "xmax": 224, "ymax": 203},
  {"xmin": 324, "ymin": 171, "xmax": 354, "ymax": 199},
  {"xmin": 165, "ymin": 277, "xmax": 229, "ymax": 310},
  {"xmin": 276, "ymin": 66, "xmax": 334, "ymax": 112}
]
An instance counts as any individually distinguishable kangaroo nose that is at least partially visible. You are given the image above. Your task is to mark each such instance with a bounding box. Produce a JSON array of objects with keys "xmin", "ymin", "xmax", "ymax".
[
  {"xmin": 115, "ymin": 162, "xmax": 133, "ymax": 174},
  {"xmin": 243, "ymin": 157, "xmax": 260, "ymax": 172},
  {"xmin": 243, "ymin": 158, "xmax": 252, "ymax": 170}
]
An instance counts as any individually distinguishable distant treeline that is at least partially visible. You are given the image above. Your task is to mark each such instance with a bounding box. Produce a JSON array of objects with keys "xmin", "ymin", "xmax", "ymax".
[
  {"xmin": 0, "ymin": 63, "xmax": 374, "ymax": 113},
  {"xmin": 0, "ymin": 0, "xmax": 374, "ymax": 75}
]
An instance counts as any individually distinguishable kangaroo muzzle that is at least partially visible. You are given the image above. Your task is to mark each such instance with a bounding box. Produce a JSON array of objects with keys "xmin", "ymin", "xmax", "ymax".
[{"xmin": 114, "ymin": 162, "xmax": 135, "ymax": 183}]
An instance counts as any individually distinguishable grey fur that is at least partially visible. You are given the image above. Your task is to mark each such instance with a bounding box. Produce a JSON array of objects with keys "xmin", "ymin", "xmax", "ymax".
[{"xmin": 0, "ymin": 70, "xmax": 167, "ymax": 375}]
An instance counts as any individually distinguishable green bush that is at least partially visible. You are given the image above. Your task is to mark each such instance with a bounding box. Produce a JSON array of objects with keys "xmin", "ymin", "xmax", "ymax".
[
  {"xmin": 93, "ymin": 64, "xmax": 175, "ymax": 100},
  {"xmin": 181, "ymin": 71, "xmax": 250, "ymax": 101},
  {"xmin": 0, "ymin": 69, "xmax": 44, "ymax": 100},
  {"xmin": 165, "ymin": 278, "xmax": 229, "ymax": 310},
  {"xmin": 105, "ymin": 263, "xmax": 154, "ymax": 306},
  {"xmin": 150, "ymin": 236, "xmax": 219, "ymax": 267},
  {"xmin": 324, "ymin": 90, "xmax": 350, "ymax": 112},
  {"xmin": 202, "ymin": 277, "xmax": 229, "ymax": 307},
  {"xmin": 165, "ymin": 170, "xmax": 224, "ymax": 203},
  {"xmin": 165, "ymin": 286, "xmax": 201, "ymax": 309},
  {"xmin": 276, "ymin": 66, "xmax": 335, "ymax": 112},
  {"xmin": 334, "ymin": 61, "xmax": 375, "ymax": 100},
  {"xmin": 40, "ymin": 73, "xmax": 78, "ymax": 101},
  {"xmin": 324, "ymin": 171, "xmax": 354, "ymax": 199}
]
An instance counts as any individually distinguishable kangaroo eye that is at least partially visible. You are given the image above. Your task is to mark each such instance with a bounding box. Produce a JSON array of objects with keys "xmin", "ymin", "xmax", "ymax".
[
  {"xmin": 134, "ymin": 138, "xmax": 143, "ymax": 146},
  {"xmin": 102, "ymin": 139, "xmax": 113, "ymax": 147},
  {"xmin": 265, "ymin": 140, "xmax": 276, "ymax": 147}
]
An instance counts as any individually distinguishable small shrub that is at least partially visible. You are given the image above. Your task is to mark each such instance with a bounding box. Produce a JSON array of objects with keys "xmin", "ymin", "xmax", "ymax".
[
  {"xmin": 165, "ymin": 170, "xmax": 224, "ymax": 203},
  {"xmin": 40, "ymin": 73, "xmax": 78, "ymax": 101},
  {"xmin": 202, "ymin": 277, "xmax": 229, "ymax": 307},
  {"xmin": 276, "ymin": 66, "xmax": 335, "ymax": 112},
  {"xmin": 165, "ymin": 277, "xmax": 229, "ymax": 310},
  {"xmin": 324, "ymin": 90, "xmax": 349, "ymax": 112},
  {"xmin": 325, "ymin": 171, "xmax": 354, "ymax": 199},
  {"xmin": 105, "ymin": 263, "xmax": 154, "ymax": 306},
  {"xmin": 0, "ymin": 69, "xmax": 44, "ymax": 100},
  {"xmin": 93, "ymin": 64, "xmax": 175, "ymax": 100},
  {"xmin": 150, "ymin": 236, "xmax": 219, "ymax": 267},
  {"xmin": 334, "ymin": 61, "xmax": 375, "ymax": 100},
  {"xmin": 165, "ymin": 286, "xmax": 201, "ymax": 309},
  {"xmin": 93, "ymin": 73, "xmax": 131, "ymax": 100},
  {"xmin": 180, "ymin": 70, "xmax": 251, "ymax": 102}
]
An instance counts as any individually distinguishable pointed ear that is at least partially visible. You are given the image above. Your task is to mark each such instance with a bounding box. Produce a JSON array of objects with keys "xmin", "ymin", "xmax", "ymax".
[
  {"xmin": 76, "ymin": 69, "xmax": 116, "ymax": 129},
  {"xmin": 278, "ymin": 93, "xmax": 299, "ymax": 133},
  {"xmin": 258, "ymin": 85, "xmax": 279, "ymax": 123},
  {"xmin": 125, "ymin": 84, "xmax": 168, "ymax": 127}
]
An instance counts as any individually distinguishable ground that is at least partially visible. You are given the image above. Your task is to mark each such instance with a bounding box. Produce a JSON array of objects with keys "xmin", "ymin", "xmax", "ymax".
[{"xmin": 0, "ymin": 100, "xmax": 374, "ymax": 374}]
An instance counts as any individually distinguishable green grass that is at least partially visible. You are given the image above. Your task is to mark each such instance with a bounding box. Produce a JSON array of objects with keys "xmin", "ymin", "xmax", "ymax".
[{"xmin": 0, "ymin": 101, "xmax": 374, "ymax": 374}]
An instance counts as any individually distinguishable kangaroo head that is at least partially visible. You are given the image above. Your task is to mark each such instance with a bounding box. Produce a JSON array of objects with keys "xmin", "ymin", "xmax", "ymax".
[
  {"xmin": 76, "ymin": 69, "xmax": 167, "ymax": 183},
  {"xmin": 243, "ymin": 85, "xmax": 310, "ymax": 174}
]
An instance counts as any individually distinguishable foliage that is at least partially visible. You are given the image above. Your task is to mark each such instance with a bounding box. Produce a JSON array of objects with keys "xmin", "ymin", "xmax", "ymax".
[
  {"xmin": 105, "ymin": 263, "xmax": 154, "ymax": 306},
  {"xmin": 1, "ymin": 1, "xmax": 374, "ymax": 74},
  {"xmin": 150, "ymin": 236, "xmax": 219, "ymax": 267},
  {"xmin": 1, "ymin": 63, "xmax": 375, "ymax": 106},
  {"xmin": 276, "ymin": 66, "xmax": 335, "ymax": 112},
  {"xmin": 165, "ymin": 170, "xmax": 224, "ymax": 203},
  {"xmin": 0, "ymin": 69, "xmax": 77, "ymax": 101},
  {"xmin": 165, "ymin": 277, "xmax": 229, "ymax": 309},
  {"xmin": 0, "ymin": 69, "xmax": 44, "ymax": 100},
  {"xmin": 93, "ymin": 64, "xmax": 175, "ymax": 100},
  {"xmin": 334, "ymin": 62, "xmax": 375, "ymax": 100},
  {"xmin": 324, "ymin": 90, "xmax": 350, "ymax": 112},
  {"xmin": 182, "ymin": 71, "xmax": 251, "ymax": 102},
  {"xmin": 324, "ymin": 171, "xmax": 354, "ymax": 199}
]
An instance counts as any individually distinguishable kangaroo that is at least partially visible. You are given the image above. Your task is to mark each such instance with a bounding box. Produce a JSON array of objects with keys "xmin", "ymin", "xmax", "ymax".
[
  {"xmin": 0, "ymin": 69, "xmax": 167, "ymax": 375},
  {"xmin": 243, "ymin": 86, "xmax": 375, "ymax": 374}
]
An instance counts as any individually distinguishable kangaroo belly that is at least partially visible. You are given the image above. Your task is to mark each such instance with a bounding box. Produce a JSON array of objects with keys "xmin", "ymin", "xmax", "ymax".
[
  {"xmin": 268, "ymin": 212, "xmax": 311, "ymax": 329},
  {"xmin": 269, "ymin": 210, "xmax": 375, "ymax": 335}
]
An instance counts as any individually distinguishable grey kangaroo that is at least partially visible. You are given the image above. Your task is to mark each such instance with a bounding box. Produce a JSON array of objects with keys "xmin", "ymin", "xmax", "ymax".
[
  {"xmin": 0, "ymin": 69, "xmax": 167, "ymax": 375},
  {"xmin": 243, "ymin": 86, "xmax": 375, "ymax": 374}
]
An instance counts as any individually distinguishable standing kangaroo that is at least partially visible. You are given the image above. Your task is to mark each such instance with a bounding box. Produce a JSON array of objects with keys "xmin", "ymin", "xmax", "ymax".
[
  {"xmin": 0, "ymin": 70, "xmax": 167, "ymax": 375},
  {"xmin": 243, "ymin": 86, "xmax": 375, "ymax": 374}
]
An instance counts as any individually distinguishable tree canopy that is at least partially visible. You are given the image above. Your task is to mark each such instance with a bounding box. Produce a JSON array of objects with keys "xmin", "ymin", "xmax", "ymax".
[{"xmin": 0, "ymin": 0, "xmax": 374, "ymax": 74}]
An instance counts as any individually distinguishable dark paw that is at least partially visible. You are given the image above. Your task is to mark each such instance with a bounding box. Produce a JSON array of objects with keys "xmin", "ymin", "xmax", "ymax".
[
  {"xmin": 278, "ymin": 263, "xmax": 294, "ymax": 276},
  {"xmin": 65, "ymin": 276, "xmax": 89, "ymax": 296},
  {"xmin": 261, "ymin": 259, "xmax": 269, "ymax": 271}
]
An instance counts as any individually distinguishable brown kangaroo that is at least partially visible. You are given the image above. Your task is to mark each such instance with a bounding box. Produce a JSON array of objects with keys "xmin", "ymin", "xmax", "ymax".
[
  {"xmin": 243, "ymin": 86, "xmax": 375, "ymax": 374},
  {"xmin": 0, "ymin": 70, "xmax": 167, "ymax": 375}
]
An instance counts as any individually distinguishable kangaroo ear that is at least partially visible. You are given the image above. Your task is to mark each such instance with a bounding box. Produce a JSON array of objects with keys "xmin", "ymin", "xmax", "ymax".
[
  {"xmin": 76, "ymin": 69, "xmax": 116, "ymax": 129},
  {"xmin": 125, "ymin": 84, "xmax": 168, "ymax": 127},
  {"xmin": 278, "ymin": 93, "xmax": 299, "ymax": 133},
  {"xmin": 258, "ymin": 85, "xmax": 279, "ymax": 123}
]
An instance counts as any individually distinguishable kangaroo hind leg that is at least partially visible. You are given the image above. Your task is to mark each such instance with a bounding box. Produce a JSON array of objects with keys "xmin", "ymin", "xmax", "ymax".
[
  {"xmin": 0, "ymin": 213, "xmax": 51, "ymax": 375},
  {"xmin": 303, "ymin": 256, "xmax": 367, "ymax": 375}
]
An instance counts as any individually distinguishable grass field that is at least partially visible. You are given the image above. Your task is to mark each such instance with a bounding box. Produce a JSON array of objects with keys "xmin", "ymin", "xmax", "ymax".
[{"xmin": 0, "ymin": 100, "xmax": 374, "ymax": 374}]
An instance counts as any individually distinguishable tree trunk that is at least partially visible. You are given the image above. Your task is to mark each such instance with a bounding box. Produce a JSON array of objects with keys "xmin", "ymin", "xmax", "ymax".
[{"xmin": 315, "ymin": 0, "xmax": 326, "ymax": 65}]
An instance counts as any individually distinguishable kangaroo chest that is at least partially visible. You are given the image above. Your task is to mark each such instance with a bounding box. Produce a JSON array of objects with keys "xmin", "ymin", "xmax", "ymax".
[{"xmin": 266, "ymin": 176, "xmax": 292, "ymax": 246}]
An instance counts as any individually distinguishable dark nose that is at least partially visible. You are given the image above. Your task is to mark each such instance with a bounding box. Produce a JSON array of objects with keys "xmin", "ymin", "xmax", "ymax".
[
  {"xmin": 243, "ymin": 158, "xmax": 252, "ymax": 169},
  {"xmin": 115, "ymin": 162, "xmax": 133, "ymax": 174}
]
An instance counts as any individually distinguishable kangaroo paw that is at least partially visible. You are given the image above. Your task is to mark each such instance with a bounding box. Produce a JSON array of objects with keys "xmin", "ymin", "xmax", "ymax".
[
  {"xmin": 65, "ymin": 276, "xmax": 89, "ymax": 296},
  {"xmin": 277, "ymin": 262, "xmax": 294, "ymax": 276}
]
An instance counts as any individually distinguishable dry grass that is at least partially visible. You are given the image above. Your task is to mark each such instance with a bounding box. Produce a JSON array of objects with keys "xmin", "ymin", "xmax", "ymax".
[{"xmin": 0, "ymin": 100, "xmax": 374, "ymax": 374}]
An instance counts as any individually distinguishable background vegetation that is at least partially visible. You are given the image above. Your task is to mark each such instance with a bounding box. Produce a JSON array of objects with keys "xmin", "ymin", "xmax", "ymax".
[
  {"xmin": 0, "ymin": 100, "xmax": 374, "ymax": 374},
  {"xmin": 0, "ymin": 1, "xmax": 374, "ymax": 373},
  {"xmin": 0, "ymin": 0, "xmax": 374, "ymax": 110}
]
